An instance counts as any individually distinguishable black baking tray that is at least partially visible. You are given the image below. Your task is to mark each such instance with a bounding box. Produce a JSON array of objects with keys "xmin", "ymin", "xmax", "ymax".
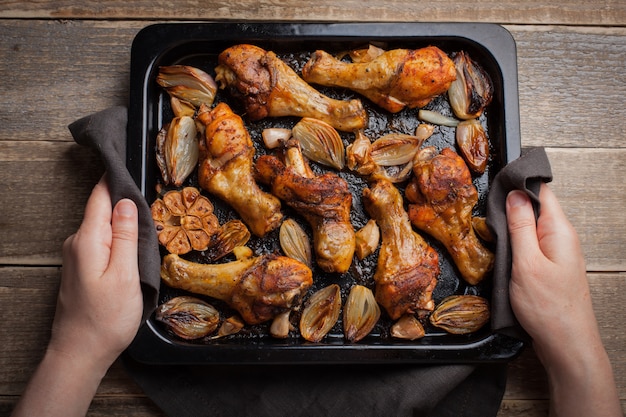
[{"xmin": 126, "ymin": 22, "xmax": 524, "ymax": 364}]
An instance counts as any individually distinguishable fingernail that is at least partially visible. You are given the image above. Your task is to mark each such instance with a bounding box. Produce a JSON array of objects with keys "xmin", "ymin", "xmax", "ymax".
[
  {"xmin": 116, "ymin": 199, "xmax": 137, "ymax": 217},
  {"xmin": 507, "ymin": 190, "xmax": 529, "ymax": 208}
]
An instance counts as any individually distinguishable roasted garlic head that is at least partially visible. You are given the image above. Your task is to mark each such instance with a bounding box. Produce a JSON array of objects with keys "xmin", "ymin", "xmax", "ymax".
[{"xmin": 151, "ymin": 187, "xmax": 220, "ymax": 255}]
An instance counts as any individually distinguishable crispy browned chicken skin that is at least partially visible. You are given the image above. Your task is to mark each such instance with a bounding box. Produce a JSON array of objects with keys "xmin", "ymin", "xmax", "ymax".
[
  {"xmin": 362, "ymin": 180, "xmax": 439, "ymax": 319},
  {"xmin": 196, "ymin": 102, "xmax": 283, "ymax": 237},
  {"xmin": 405, "ymin": 147, "xmax": 494, "ymax": 285},
  {"xmin": 255, "ymin": 140, "xmax": 356, "ymax": 274},
  {"xmin": 161, "ymin": 253, "xmax": 313, "ymax": 325},
  {"xmin": 215, "ymin": 44, "xmax": 368, "ymax": 132},
  {"xmin": 302, "ymin": 46, "xmax": 456, "ymax": 113}
]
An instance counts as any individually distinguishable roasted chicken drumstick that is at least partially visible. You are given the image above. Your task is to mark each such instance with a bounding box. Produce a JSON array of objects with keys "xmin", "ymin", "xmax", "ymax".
[
  {"xmin": 215, "ymin": 44, "xmax": 368, "ymax": 132},
  {"xmin": 196, "ymin": 102, "xmax": 283, "ymax": 237},
  {"xmin": 161, "ymin": 253, "xmax": 313, "ymax": 325},
  {"xmin": 405, "ymin": 147, "xmax": 494, "ymax": 285},
  {"xmin": 302, "ymin": 46, "xmax": 456, "ymax": 113},
  {"xmin": 255, "ymin": 140, "xmax": 356, "ymax": 274},
  {"xmin": 362, "ymin": 180, "xmax": 439, "ymax": 320}
]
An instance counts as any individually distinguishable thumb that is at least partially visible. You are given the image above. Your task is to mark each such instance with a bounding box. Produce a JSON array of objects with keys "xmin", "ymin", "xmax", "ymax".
[
  {"xmin": 109, "ymin": 199, "xmax": 139, "ymax": 273},
  {"xmin": 506, "ymin": 190, "xmax": 540, "ymax": 257}
]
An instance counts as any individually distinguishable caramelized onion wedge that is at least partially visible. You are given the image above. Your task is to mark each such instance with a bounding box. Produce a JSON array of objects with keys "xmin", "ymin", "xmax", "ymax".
[
  {"xmin": 343, "ymin": 285, "xmax": 381, "ymax": 343},
  {"xmin": 157, "ymin": 65, "xmax": 218, "ymax": 108},
  {"xmin": 430, "ymin": 295, "xmax": 490, "ymax": 335},
  {"xmin": 280, "ymin": 218, "xmax": 312, "ymax": 267},
  {"xmin": 292, "ymin": 117, "xmax": 345, "ymax": 170},
  {"xmin": 300, "ymin": 284, "xmax": 342, "ymax": 342},
  {"xmin": 156, "ymin": 296, "xmax": 220, "ymax": 340},
  {"xmin": 370, "ymin": 133, "xmax": 425, "ymax": 166},
  {"xmin": 456, "ymin": 119, "xmax": 489, "ymax": 174},
  {"xmin": 156, "ymin": 116, "xmax": 199, "ymax": 187},
  {"xmin": 448, "ymin": 51, "xmax": 493, "ymax": 120}
]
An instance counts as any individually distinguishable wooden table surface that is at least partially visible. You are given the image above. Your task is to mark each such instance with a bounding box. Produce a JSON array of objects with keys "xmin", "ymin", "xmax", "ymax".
[{"xmin": 1, "ymin": 2, "xmax": 624, "ymax": 416}]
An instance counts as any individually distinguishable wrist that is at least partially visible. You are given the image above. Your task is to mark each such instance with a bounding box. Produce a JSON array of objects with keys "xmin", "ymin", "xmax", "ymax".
[{"xmin": 45, "ymin": 340, "xmax": 114, "ymax": 382}]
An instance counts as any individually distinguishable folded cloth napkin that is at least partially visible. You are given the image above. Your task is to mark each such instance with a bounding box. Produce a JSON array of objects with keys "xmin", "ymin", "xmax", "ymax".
[
  {"xmin": 68, "ymin": 107, "xmax": 551, "ymax": 417},
  {"xmin": 487, "ymin": 147, "xmax": 553, "ymax": 338},
  {"xmin": 68, "ymin": 106, "xmax": 161, "ymax": 322}
]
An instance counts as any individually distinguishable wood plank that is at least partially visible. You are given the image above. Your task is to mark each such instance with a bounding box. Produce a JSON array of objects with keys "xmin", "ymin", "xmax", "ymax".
[
  {"xmin": 546, "ymin": 148, "xmax": 626, "ymax": 272},
  {"xmin": 0, "ymin": 0, "xmax": 624, "ymax": 26},
  {"xmin": 0, "ymin": 141, "xmax": 103, "ymax": 265},
  {"xmin": 1, "ymin": 21, "xmax": 625, "ymax": 148}
]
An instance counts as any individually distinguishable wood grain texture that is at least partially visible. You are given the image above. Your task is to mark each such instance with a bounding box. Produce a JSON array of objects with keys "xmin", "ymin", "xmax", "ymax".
[
  {"xmin": 0, "ymin": 6, "xmax": 624, "ymax": 416},
  {"xmin": 0, "ymin": 0, "xmax": 624, "ymax": 26},
  {"xmin": 1, "ymin": 22, "xmax": 624, "ymax": 148}
]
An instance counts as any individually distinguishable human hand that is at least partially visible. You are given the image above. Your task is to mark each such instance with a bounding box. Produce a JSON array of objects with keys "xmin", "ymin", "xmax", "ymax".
[
  {"xmin": 50, "ymin": 175, "xmax": 143, "ymax": 372},
  {"xmin": 505, "ymin": 183, "xmax": 597, "ymax": 359},
  {"xmin": 506, "ymin": 184, "xmax": 621, "ymax": 417}
]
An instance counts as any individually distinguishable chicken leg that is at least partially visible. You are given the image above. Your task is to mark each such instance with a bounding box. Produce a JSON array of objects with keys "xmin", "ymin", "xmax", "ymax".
[
  {"xmin": 255, "ymin": 140, "xmax": 356, "ymax": 273},
  {"xmin": 405, "ymin": 147, "xmax": 494, "ymax": 285},
  {"xmin": 215, "ymin": 44, "xmax": 368, "ymax": 132},
  {"xmin": 196, "ymin": 102, "xmax": 283, "ymax": 237},
  {"xmin": 362, "ymin": 180, "xmax": 439, "ymax": 319},
  {"xmin": 161, "ymin": 253, "xmax": 313, "ymax": 325},
  {"xmin": 302, "ymin": 46, "xmax": 456, "ymax": 113}
]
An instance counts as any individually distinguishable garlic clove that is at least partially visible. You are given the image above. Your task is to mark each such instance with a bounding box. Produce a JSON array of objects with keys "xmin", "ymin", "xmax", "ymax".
[
  {"xmin": 343, "ymin": 285, "xmax": 380, "ymax": 342},
  {"xmin": 215, "ymin": 315, "xmax": 245, "ymax": 338},
  {"xmin": 292, "ymin": 117, "xmax": 345, "ymax": 170},
  {"xmin": 156, "ymin": 296, "xmax": 220, "ymax": 340},
  {"xmin": 349, "ymin": 44, "xmax": 386, "ymax": 63},
  {"xmin": 262, "ymin": 128, "xmax": 292, "ymax": 149},
  {"xmin": 418, "ymin": 109, "xmax": 459, "ymax": 127},
  {"xmin": 270, "ymin": 310, "xmax": 292, "ymax": 339},
  {"xmin": 355, "ymin": 219, "xmax": 380, "ymax": 260},
  {"xmin": 391, "ymin": 314, "xmax": 425, "ymax": 340},
  {"xmin": 170, "ymin": 96, "xmax": 196, "ymax": 118},
  {"xmin": 279, "ymin": 218, "xmax": 312, "ymax": 267},
  {"xmin": 299, "ymin": 284, "xmax": 342, "ymax": 342}
]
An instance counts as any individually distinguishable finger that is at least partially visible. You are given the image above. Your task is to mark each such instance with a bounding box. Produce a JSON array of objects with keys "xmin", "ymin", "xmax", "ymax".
[
  {"xmin": 535, "ymin": 184, "xmax": 583, "ymax": 262},
  {"xmin": 108, "ymin": 198, "xmax": 139, "ymax": 278},
  {"xmin": 78, "ymin": 176, "xmax": 113, "ymax": 238},
  {"xmin": 506, "ymin": 190, "xmax": 541, "ymax": 258}
]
